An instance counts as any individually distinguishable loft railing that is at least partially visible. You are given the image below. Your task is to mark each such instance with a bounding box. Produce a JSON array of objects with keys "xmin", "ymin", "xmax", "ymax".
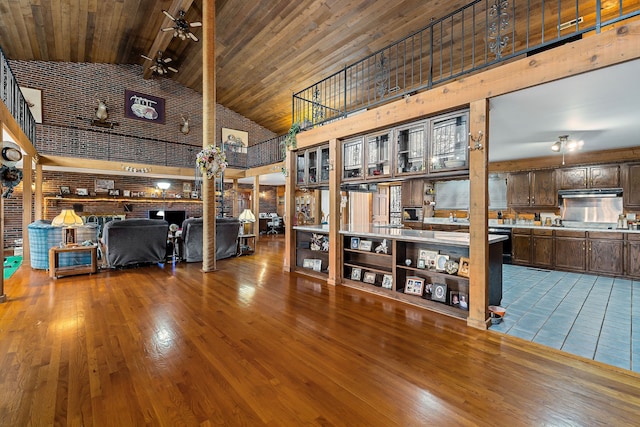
[
  {"xmin": 0, "ymin": 46, "xmax": 36, "ymax": 144},
  {"xmin": 293, "ymin": 0, "xmax": 640, "ymax": 128}
]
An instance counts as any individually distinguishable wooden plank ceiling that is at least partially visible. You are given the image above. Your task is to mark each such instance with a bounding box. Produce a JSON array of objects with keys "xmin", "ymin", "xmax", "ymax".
[{"xmin": 0, "ymin": 0, "xmax": 470, "ymax": 135}]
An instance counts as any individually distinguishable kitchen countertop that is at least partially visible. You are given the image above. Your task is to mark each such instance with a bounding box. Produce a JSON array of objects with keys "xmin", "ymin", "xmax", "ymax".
[
  {"xmin": 419, "ymin": 218, "xmax": 640, "ymax": 233},
  {"xmin": 293, "ymin": 224, "xmax": 329, "ymax": 233},
  {"xmin": 339, "ymin": 223, "xmax": 507, "ymax": 246}
]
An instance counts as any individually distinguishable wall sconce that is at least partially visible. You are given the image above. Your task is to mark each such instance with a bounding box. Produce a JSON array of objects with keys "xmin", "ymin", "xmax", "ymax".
[
  {"xmin": 468, "ymin": 131, "xmax": 484, "ymax": 151},
  {"xmin": 157, "ymin": 182, "xmax": 170, "ymax": 198}
]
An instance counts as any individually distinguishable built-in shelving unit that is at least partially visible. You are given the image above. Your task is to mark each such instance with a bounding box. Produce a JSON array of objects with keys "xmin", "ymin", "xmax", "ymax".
[{"xmin": 295, "ymin": 228, "xmax": 330, "ymax": 278}]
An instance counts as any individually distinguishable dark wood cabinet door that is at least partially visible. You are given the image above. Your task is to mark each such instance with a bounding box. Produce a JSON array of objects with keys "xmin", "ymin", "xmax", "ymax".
[
  {"xmin": 555, "ymin": 237, "xmax": 586, "ymax": 271},
  {"xmin": 626, "ymin": 236, "xmax": 640, "ymax": 278},
  {"xmin": 559, "ymin": 167, "xmax": 587, "ymax": 189},
  {"xmin": 589, "ymin": 165, "xmax": 619, "ymax": 188},
  {"xmin": 507, "ymin": 172, "xmax": 530, "ymax": 207},
  {"xmin": 512, "ymin": 233, "xmax": 532, "ymax": 264},
  {"xmin": 531, "ymin": 170, "xmax": 556, "ymax": 207},
  {"xmin": 401, "ymin": 179, "xmax": 423, "ymax": 206},
  {"xmin": 532, "ymin": 236, "xmax": 554, "ymax": 267},
  {"xmin": 588, "ymin": 238, "xmax": 623, "ymax": 275},
  {"xmin": 624, "ymin": 164, "xmax": 640, "ymax": 207}
]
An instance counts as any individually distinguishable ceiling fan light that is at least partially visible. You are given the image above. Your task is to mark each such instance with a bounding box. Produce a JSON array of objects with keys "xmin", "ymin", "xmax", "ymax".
[{"xmin": 551, "ymin": 141, "xmax": 562, "ymax": 152}]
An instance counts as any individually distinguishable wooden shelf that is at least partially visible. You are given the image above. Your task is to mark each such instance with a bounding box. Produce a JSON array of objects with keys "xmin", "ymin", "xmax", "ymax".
[{"xmin": 45, "ymin": 196, "xmax": 201, "ymax": 203}]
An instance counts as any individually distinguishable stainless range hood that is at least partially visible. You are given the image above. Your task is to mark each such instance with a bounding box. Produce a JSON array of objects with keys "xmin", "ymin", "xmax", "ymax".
[
  {"xmin": 559, "ymin": 188, "xmax": 622, "ymax": 224},
  {"xmin": 558, "ymin": 188, "xmax": 623, "ymax": 199}
]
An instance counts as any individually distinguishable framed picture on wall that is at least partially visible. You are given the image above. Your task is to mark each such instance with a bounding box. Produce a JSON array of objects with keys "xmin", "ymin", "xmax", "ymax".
[
  {"xmin": 124, "ymin": 90, "xmax": 165, "ymax": 124},
  {"xmin": 222, "ymin": 128, "xmax": 248, "ymax": 153},
  {"xmin": 59, "ymin": 186, "xmax": 70, "ymax": 195}
]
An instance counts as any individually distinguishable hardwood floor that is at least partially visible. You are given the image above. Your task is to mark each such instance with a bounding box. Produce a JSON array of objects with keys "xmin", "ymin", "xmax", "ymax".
[{"xmin": 1, "ymin": 235, "xmax": 640, "ymax": 426}]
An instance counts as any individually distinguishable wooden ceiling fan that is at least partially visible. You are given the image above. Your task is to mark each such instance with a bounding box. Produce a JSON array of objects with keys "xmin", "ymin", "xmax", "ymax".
[
  {"xmin": 161, "ymin": 9, "xmax": 202, "ymax": 42},
  {"xmin": 141, "ymin": 51, "xmax": 178, "ymax": 76}
]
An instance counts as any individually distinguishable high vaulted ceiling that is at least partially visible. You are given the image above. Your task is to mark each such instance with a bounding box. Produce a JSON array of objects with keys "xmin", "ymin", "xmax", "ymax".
[{"xmin": 0, "ymin": 0, "xmax": 469, "ymax": 136}]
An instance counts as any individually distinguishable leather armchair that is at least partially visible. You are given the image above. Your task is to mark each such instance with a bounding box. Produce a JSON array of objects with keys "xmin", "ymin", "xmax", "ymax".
[
  {"xmin": 182, "ymin": 217, "xmax": 241, "ymax": 262},
  {"xmin": 102, "ymin": 219, "xmax": 169, "ymax": 268}
]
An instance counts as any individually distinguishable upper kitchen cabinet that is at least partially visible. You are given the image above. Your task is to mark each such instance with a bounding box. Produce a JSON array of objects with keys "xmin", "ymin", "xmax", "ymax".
[
  {"xmin": 296, "ymin": 145, "xmax": 330, "ymax": 187},
  {"xmin": 365, "ymin": 130, "xmax": 393, "ymax": 179},
  {"xmin": 507, "ymin": 169, "xmax": 556, "ymax": 208},
  {"xmin": 396, "ymin": 121, "xmax": 426, "ymax": 176},
  {"xmin": 558, "ymin": 164, "xmax": 620, "ymax": 189},
  {"xmin": 401, "ymin": 179, "xmax": 424, "ymax": 207},
  {"xmin": 428, "ymin": 111, "xmax": 469, "ymax": 174},
  {"xmin": 624, "ymin": 163, "xmax": 640, "ymax": 208},
  {"xmin": 342, "ymin": 137, "xmax": 364, "ymax": 181}
]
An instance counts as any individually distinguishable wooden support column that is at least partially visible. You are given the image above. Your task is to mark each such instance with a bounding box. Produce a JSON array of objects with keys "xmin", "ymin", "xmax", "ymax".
[
  {"xmin": 232, "ymin": 179, "xmax": 239, "ymax": 218},
  {"xmin": 252, "ymin": 176, "xmax": 259, "ymax": 236},
  {"xmin": 283, "ymin": 149, "xmax": 296, "ymax": 272},
  {"xmin": 34, "ymin": 163, "xmax": 43, "ymax": 220},
  {"xmin": 201, "ymin": 0, "xmax": 216, "ymax": 272},
  {"xmin": 21, "ymin": 153, "xmax": 33, "ymax": 266},
  {"xmin": 327, "ymin": 138, "xmax": 341, "ymax": 286},
  {"xmin": 467, "ymin": 99, "xmax": 490, "ymax": 330}
]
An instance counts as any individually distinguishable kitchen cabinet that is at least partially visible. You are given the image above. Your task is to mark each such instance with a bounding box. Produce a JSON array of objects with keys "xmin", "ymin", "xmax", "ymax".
[
  {"xmin": 532, "ymin": 229, "xmax": 554, "ymax": 268},
  {"xmin": 396, "ymin": 121, "xmax": 426, "ymax": 176},
  {"xmin": 587, "ymin": 232, "xmax": 624, "ymax": 275},
  {"xmin": 342, "ymin": 137, "xmax": 364, "ymax": 181},
  {"xmin": 296, "ymin": 145, "xmax": 330, "ymax": 187},
  {"xmin": 623, "ymin": 163, "xmax": 640, "ymax": 208},
  {"xmin": 553, "ymin": 230, "xmax": 586, "ymax": 272},
  {"xmin": 512, "ymin": 228, "xmax": 532, "ymax": 265},
  {"xmin": 401, "ymin": 179, "xmax": 424, "ymax": 207},
  {"xmin": 366, "ymin": 130, "xmax": 393, "ymax": 178},
  {"xmin": 507, "ymin": 170, "xmax": 556, "ymax": 208},
  {"xmin": 428, "ymin": 111, "xmax": 469, "ymax": 174},
  {"xmin": 558, "ymin": 165, "xmax": 619, "ymax": 189},
  {"xmin": 625, "ymin": 234, "xmax": 640, "ymax": 278}
]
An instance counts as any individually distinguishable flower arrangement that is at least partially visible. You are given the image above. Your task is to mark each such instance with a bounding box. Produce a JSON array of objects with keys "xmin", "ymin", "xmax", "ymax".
[{"xmin": 196, "ymin": 144, "xmax": 228, "ymax": 179}]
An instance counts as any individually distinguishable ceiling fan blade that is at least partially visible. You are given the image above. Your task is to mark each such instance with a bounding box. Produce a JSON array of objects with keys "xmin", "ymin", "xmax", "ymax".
[
  {"xmin": 190, "ymin": 22, "xmax": 202, "ymax": 27},
  {"xmin": 188, "ymin": 32, "xmax": 199, "ymax": 42},
  {"xmin": 163, "ymin": 57, "xmax": 172, "ymax": 63},
  {"xmin": 168, "ymin": 66, "xmax": 179, "ymax": 73},
  {"xmin": 162, "ymin": 10, "xmax": 176, "ymax": 21},
  {"xmin": 141, "ymin": 54, "xmax": 153, "ymax": 61},
  {"xmin": 160, "ymin": 27, "xmax": 174, "ymax": 32}
]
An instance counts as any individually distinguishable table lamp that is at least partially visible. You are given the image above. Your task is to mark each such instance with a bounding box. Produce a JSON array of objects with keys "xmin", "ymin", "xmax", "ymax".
[
  {"xmin": 52, "ymin": 209, "xmax": 84, "ymax": 246},
  {"xmin": 238, "ymin": 209, "xmax": 255, "ymax": 235}
]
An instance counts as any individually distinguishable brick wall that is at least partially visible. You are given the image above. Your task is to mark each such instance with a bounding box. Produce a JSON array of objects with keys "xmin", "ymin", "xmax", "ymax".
[{"xmin": 4, "ymin": 60, "xmax": 280, "ymax": 249}]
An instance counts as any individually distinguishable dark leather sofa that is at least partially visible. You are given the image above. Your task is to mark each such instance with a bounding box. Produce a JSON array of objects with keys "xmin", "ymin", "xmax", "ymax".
[
  {"xmin": 181, "ymin": 217, "xmax": 240, "ymax": 262},
  {"xmin": 102, "ymin": 219, "xmax": 169, "ymax": 267}
]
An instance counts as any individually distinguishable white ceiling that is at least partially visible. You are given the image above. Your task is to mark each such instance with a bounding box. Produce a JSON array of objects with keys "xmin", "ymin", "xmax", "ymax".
[{"xmin": 488, "ymin": 58, "xmax": 640, "ymax": 162}]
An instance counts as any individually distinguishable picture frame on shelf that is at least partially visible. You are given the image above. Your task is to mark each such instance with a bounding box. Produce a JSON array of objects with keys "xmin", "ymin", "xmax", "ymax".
[
  {"xmin": 302, "ymin": 259, "xmax": 315, "ymax": 269},
  {"xmin": 108, "ymin": 189, "xmax": 120, "ymax": 196},
  {"xmin": 351, "ymin": 267, "xmax": 362, "ymax": 281},
  {"xmin": 422, "ymin": 250, "xmax": 438, "ymax": 269},
  {"xmin": 435, "ymin": 254, "xmax": 450, "ymax": 271},
  {"xmin": 359, "ymin": 240, "xmax": 373, "ymax": 251},
  {"xmin": 417, "ymin": 258, "xmax": 426, "ymax": 269},
  {"xmin": 76, "ymin": 188, "xmax": 88, "ymax": 196},
  {"xmin": 431, "ymin": 283, "xmax": 448, "ymax": 302},
  {"xmin": 59, "ymin": 186, "xmax": 70, "ymax": 195},
  {"xmin": 381, "ymin": 274, "xmax": 393, "ymax": 289},
  {"xmin": 450, "ymin": 291, "xmax": 460, "ymax": 307},
  {"xmin": 123, "ymin": 190, "xmax": 131, "ymax": 197},
  {"xmin": 458, "ymin": 293, "xmax": 469, "ymax": 310},
  {"xmin": 350, "ymin": 237, "xmax": 360, "ymax": 250},
  {"xmin": 458, "ymin": 257, "xmax": 470, "ymax": 277},
  {"xmin": 363, "ymin": 272, "xmax": 376, "ymax": 284},
  {"xmin": 95, "ymin": 179, "xmax": 114, "ymax": 193},
  {"xmin": 424, "ymin": 282, "xmax": 433, "ymax": 296},
  {"xmin": 404, "ymin": 276, "xmax": 425, "ymax": 295},
  {"xmin": 312, "ymin": 259, "xmax": 322, "ymax": 272}
]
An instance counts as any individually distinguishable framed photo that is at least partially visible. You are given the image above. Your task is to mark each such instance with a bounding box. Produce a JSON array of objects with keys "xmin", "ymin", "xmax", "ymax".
[
  {"xmin": 59, "ymin": 186, "xmax": 70, "ymax": 195},
  {"xmin": 363, "ymin": 272, "xmax": 376, "ymax": 284},
  {"xmin": 350, "ymin": 237, "xmax": 360, "ymax": 250},
  {"xmin": 458, "ymin": 293, "xmax": 469, "ymax": 310},
  {"xmin": 20, "ymin": 86, "xmax": 43, "ymax": 123},
  {"xmin": 303, "ymin": 259, "xmax": 317, "ymax": 269},
  {"xmin": 421, "ymin": 250, "xmax": 438, "ymax": 268},
  {"xmin": 435, "ymin": 254, "xmax": 450, "ymax": 272},
  {"xmin": 125, "ymin": 89, "xmax": 165, "ymax": 124},
  {"xmin": 108, "ymin": 189, "xmax": 120, "ymax": 196},
  {"xmin": 123, "ymin": 190, "xmax": 131, "ymax": 197},
  {"xmin": 351, "ymin": 267, "xmax": 362, "ymax": 281},
  {"xmin": 431, "ymin": 283, "xmax": 448, "ymax": 302},
  {"xmin": 450, "ymin": 291, "xmax": 460, "ymax": 307},
  {"xmin": 222, "ymin": 128, "xmax": 248, "ymax": 153},
  {"xmin": 458, "ymin": 257, "xmax": 470, "ymax": 278},
  {"xmin": 359, "ymin": 240, "xmax": 373, "ymax": 251},
  {"xmin": 63, "ymin": 227, "xmax": 76, "ymax": 246},
  {"xmin": 424, "ymin": 282, "xmax": 433, "ymax": 296},
  {"xmin": 76, "ymin": 188, "xmax": 88, "ymax": 196},
  {"xmin": 95, "ymin": 179, "xmax": 114, "ymax": 193},
  {"xmin": 417, "ymin": 258, "xmax": 426, "ymax": 269},
  {"xmin": 382, "ymin": 274, "xmax": 393, "ymax": 289},
  {"xmin": 183, "ymin": 182, "xmax": 192, "ymax": 193},
  {"xmin": 404, "ymin": 276, "xmax": 425, "ymax": 295},
  {"xmin": 312, "ymin": 259, "xmax": 322, "ymax": 272}
]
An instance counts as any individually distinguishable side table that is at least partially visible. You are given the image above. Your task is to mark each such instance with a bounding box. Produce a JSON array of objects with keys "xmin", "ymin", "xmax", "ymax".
[
  {"xmin": 237, "ymin": 234, "xmax": 256, "ymax": 256},
  {"xmin": 49, "ymin": 245, "xmax": 98, "ymax": 279}
]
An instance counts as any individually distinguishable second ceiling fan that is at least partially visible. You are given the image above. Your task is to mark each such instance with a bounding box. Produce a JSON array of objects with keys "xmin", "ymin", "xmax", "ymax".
[
  {"xmin": 141, "ymin": 51, "xmax": 178, "ymax": 76},
  {"xmin": 161, "ymin": 9, "xmax": 202, "ymax": 42}
]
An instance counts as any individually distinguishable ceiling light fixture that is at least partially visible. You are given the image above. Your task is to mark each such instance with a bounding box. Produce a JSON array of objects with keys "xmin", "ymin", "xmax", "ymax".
[{"xmin": 551, "ymin": 135, "xmax": 584, "ymax": 165}]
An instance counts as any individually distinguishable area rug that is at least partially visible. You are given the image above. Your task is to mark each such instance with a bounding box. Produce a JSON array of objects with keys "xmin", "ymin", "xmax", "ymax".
[{"xmin": 4, "ymin": 256, "xmax": 22, "ymax": 280}]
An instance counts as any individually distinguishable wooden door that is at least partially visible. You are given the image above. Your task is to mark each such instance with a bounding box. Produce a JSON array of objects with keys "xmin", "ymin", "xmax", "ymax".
[
  {"xmin": 507, "ymin": 172, "xmax": 531, "ymax": 207},
  {"xmin": 532, "ymin": 232, "xmax": 553, "ymax": 268},
  {"xmin": 372, "ymin": 186, "xmax": 389, "ymax": 224},
  {"xmin": 531, "ymin": 170, "xmax": 556, "ymax": 207},
  {"xmin": 512, "ymin": 231, "xmax": 532, "ymax": 264},
  {"xmin": 558, "ymin": 167, "xmax": 587, "ymax": 189},
  {"xmin": 555, "ymin": 236, "xmax": 586, "ymax": 272},
  {"xmin": 626, "ymin": 234, "xmax": 640, "ymax": 278},
  {"xmin": 588, "ymin": 235, "xmax": 623, "ymax": 275},
  {"xmin": 589, "ymin": 165, "xmax": 619, "ymax": 188}
]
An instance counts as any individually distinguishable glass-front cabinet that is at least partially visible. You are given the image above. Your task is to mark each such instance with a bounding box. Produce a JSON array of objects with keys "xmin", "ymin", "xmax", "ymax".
[
  {"xmin": 296, "ymin": 144, "xmax": 330, "ymax": 187},
  {"xmin": 318, "ymin": 145, "xmax": 330, "ymax": 183},
  {"xmin": 342, "ymin": 137, "xmax": 364, "ymax": 181},
  {"xmin": 428, "ymin": 111, "xmax": 469, "ymax": 174},
  {"xmin": 366, "ymin": 130, "xmax": 392, "ymax": 178},
  {"xmin": 396, "ymin": 121, "xmax": 426, "ymax": 175},
  {"xmin": 296, "ymin": 151, "xmax": 307, "ymax": 186}
]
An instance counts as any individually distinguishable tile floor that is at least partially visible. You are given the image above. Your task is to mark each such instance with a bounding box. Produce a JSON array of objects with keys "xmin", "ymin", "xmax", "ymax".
[{"xmin": 490, "ymin": 264, "xmax": 640, "ymax": 372}]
